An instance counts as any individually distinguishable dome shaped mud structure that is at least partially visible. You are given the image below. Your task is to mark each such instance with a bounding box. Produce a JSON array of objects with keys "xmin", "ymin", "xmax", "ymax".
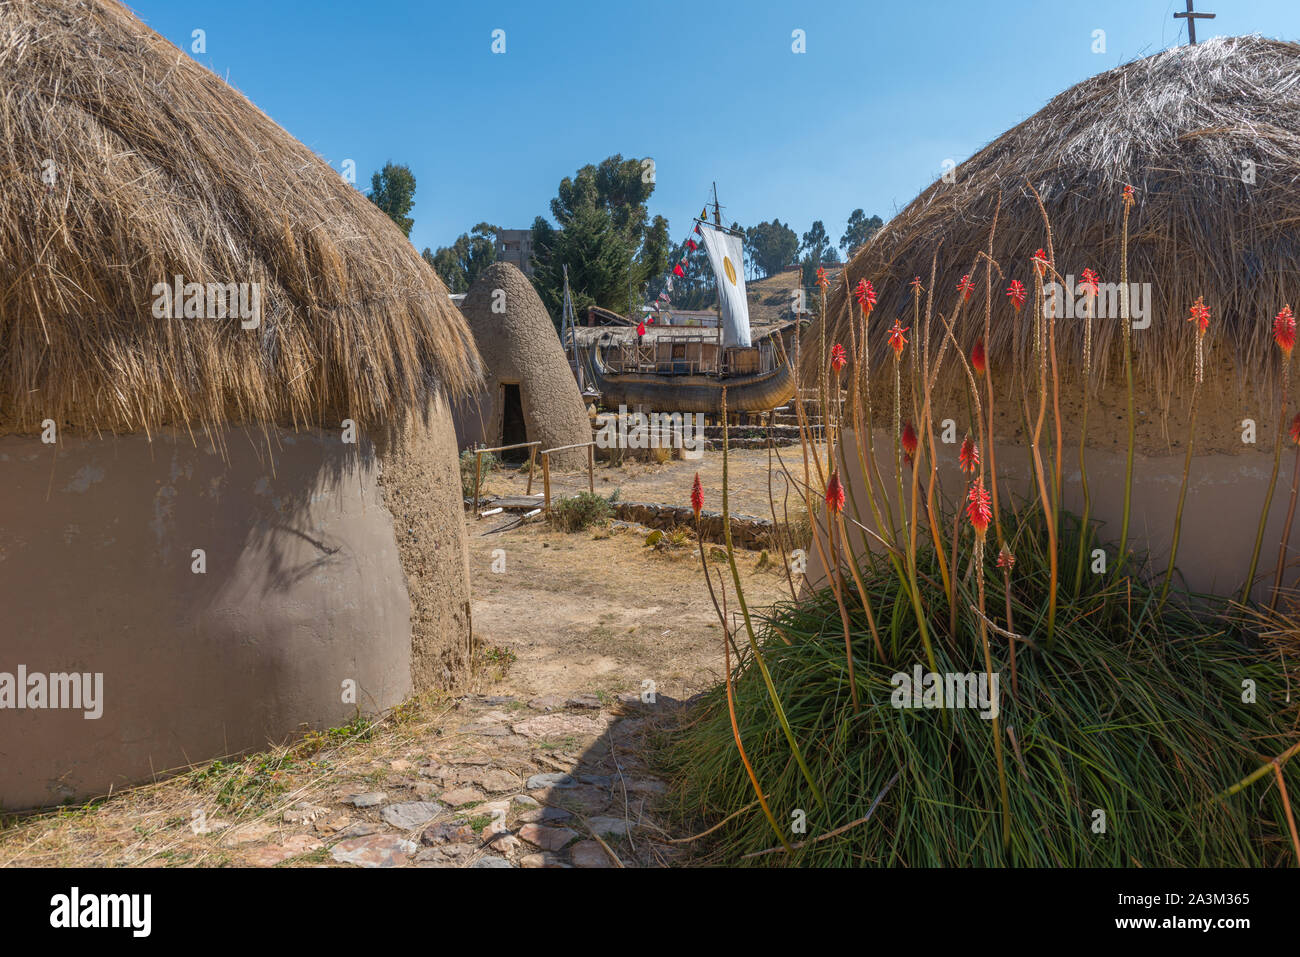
[
  {"xmin": 806, "ymin": 36, "xmax": 1300, "ymax": 599},
  {"xmin": 454, "ymin": 262, "xmax": 591, "ymax": 470},
  {"xmin": 0, "ymin": 0, "xmax": 481, "ymax": 808}
]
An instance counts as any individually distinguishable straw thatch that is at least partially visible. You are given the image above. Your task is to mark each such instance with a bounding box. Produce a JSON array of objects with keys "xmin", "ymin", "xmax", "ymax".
[
  {"xmin": 0, "ymin": 0, "xmax": 479, "ymax": 438},
  {"xmin": 814, "ymin": 35, "xmax": 1300, "ymax": 408}
]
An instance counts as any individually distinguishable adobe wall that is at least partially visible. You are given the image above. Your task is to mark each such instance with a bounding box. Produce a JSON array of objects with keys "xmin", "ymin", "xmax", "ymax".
[{"xmin": 0, "ymin": 426, "xmax": 414, "ymax": 809}]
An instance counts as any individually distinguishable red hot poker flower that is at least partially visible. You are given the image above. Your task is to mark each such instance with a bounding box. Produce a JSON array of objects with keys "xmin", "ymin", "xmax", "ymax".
[
  {"xmin": 996, "ymin": 546, "xmax": 1015, "ymax": 570},
  {"xmin": 1031, "ymin": 249, "xmax": 1050, "ymax": 279},
  {"xmin": 691, "ymin": 473, "xmax": 704, "ymax": 520},
  {"xmin": 957, "ymin": 274, "xmax": 975, "ymax": 302},
  {"xmin": 959, "ymin": 435, "xmax": 979, "ymax": 474},
  {"xmin": 909, "ymin": 276, "xmax": 923, "ymax": 296},
  {"xmin": 971, "ymin": 338, "xmax": 987, "ymax": 376},
  {"xmin": 1188, "ymin": 296, "xmax": 1210, "ymax": 336},
  {"xmin": 830, "ymin": 343, "xmax": 847, "ymax": 373},
  {"xmin": 888, "ymin": 319, "xmax": 909, "ymax": 357},
  {"xmin": 1274, "ymin": 305, "xmax": 1296, "ymax": 357},
  {"xmin": 855, "ymin": 279, "xmax": 877, "ymax": 316},
  {"xmin": 1123, "ymin": 184, "xmax": 1136, "ymax": 208},
  {"xmin": 1291, "ymin": 414, "xmax": 1300, "ymax": 446},
  {"xmin": 825, "ymin": 471, "xmax": 845, "ymax": 515},
  {"xmin": 816, "ymin": 266, "xmax": 829, "ymax": 290},
  {"xmin": 901, "ymin": 421, "xmax": 918, "ymax": 465},
  {"xmin": 1079, "ymin": 268, "xmax": 1100, "ymax": 299},
  {"xmin": 1007, "ymin": 280, "xmax": 1026, "ymax": 313},
  {"xmin": 966, "ymin": 479, "xmax": 992, "ymax": 539}
]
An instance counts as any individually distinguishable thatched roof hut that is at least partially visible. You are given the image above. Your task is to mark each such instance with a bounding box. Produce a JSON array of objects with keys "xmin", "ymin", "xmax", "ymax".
[
  {"xmin": 816, "ymin": 35, "xmax": 1300, "ymax": 418},
  {"xmin": 0, "ymin": 0, "xmax": 480, "ymax": 808},
  {"xmin": 806, "ymin": 36, "xmax": 1300, "ymax": 600},
  {"xmin": 454, "ymin": 262, "xmax": 591, "ymax": 470}
]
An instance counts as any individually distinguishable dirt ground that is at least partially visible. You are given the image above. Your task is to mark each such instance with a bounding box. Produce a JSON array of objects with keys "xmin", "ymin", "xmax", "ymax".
[{"xmin": 0, "ymin": 450, "xmax": 791, "ymax": 868}]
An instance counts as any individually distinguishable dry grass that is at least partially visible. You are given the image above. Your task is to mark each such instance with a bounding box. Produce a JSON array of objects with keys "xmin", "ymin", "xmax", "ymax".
[
  {"xmin": 0, "ymin": 0, "xmax": 480, "ymax": 441},
  {"xmin": 814, "ymin": 36, "xmax": 1300, "ymax": 417}
]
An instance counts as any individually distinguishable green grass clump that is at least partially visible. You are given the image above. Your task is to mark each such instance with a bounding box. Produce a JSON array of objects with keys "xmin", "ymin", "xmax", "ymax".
[
  {"xmin": 547, "ymin": 491, "xmax": 614, "ymax": 532},
  {"xmin": 460, "ymin": 449, "xmax": 497, "ymax": 498},
  {"xmin": 662, "ymin": 505, "xmax": 1299, "ymax": 866}
]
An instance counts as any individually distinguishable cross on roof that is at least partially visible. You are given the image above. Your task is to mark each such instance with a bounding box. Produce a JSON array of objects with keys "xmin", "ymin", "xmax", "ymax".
[{"xmin": 1174, "ymin": 0, "xmax": 1216, "ymax": 45}]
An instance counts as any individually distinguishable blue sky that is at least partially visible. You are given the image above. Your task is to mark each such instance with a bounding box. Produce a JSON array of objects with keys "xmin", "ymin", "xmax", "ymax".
[{"xmin": 128, "ymin": 0, "xmax": 1300, "ymax": 258}]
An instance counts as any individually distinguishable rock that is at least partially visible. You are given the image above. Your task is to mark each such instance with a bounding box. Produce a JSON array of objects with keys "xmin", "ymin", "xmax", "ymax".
[
  {"xmin": 336, "ymin": 822, "xmax": 385, "ymax": 839},
  {"xmin": 526, "ymin": 772, "xmax": 578, "ymax": 790},
  {"xmin": 484, "ymin": 696, "xmax": 518, "ymax": 706},
  {"xmin": 440, "ymin": 787, "xmax": 486, "ymax": 806},
  {"xmin": 468, "ymin": 724, "xmax": 512, "ymax": 737},
  {"xmin": 518, "ymin": 823, "xmax": 579, "ymax": 851},
  {"xmin": 472, "ymin": 857, "xmax": 514, "ymax": 868},
  {"xmin": 244, "ymin": 834, "xmax": 322, "ymax": 866},
  {"xmin": 528, "ymin": 694, "xmax": 564, "ymax": 711},
  {"xmin": 566, "ymin": 693, "xmax": 602, "ymax": 709},
  {"xmin": 342, "ymin": 791, "xmax": 387, "ymax": 808},
  {"xmin": 577, "ymin": 774, "xmax": 613, "ymax": 788},
  {"xmin": 390, "ymin": 758, "xmax": 415, "ymax": 772},
  {"xmin": 625, "ymin": 778, "xmax": 668, "ymax": 795},
  {"xmin": 460, "ymin": 768, "xmax": 522, "ymax": 793},
  {"xmin": 570, "ymin": 840, "xmax": 614, "ymax": 868},
  {"xmin": 519, "ymin": 852, "xmax": 572, "ymax": 868},
  {"xmin": 586, "ymin": 816, "xmax": 633, "ymax": 838},
  {"xmin": 219, "ymin": 822, "xmax": 278, "ymax": 847},
  {"xmin": 517, "ymin": 806, "xmax": 574, "ymax": 825},
  {"xmin": 330, "ymin": 834, "xmax": 418, "ymax": 868},
  {"xmin": 512, "ymin": 794, "xmax": 541, "ymax": 809},
  {"xmin": 314, "ymin": 814, "xmax": 352, "ymax": 835},
  {"xmin": 282, "ymin": 803, "xmax": 330, "ymax": 824},
  {"xmin": 422, "ymin": 822, "xmax": 477, "ymax": 846},
  {"xmin": 380, "ymin": 802, "xmax": 444, "ymax": 830},
  {"xmin": 446, "ymin": 755, "xmax": 492, "ymax": 766},
  {"xmin": 512, "ymin": 713, "xmax": 609, "ymax": 740},
  {"xmin": 542, "ymin": 785, "xmax": 611, "ymax": 816}
]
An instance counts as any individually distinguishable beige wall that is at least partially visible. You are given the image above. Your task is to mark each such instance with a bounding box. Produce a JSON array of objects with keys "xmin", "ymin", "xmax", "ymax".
[
  {"xmin": 808, "ymin": 428, "xmax": 1299, "ymax": 602},
  {"xmin": 0, "ymin": 426, "xmax": 416, "ymax": 810}
]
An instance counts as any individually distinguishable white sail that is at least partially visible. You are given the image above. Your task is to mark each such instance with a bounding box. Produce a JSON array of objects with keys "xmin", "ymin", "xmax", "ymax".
[{"xmin": 698, "ymin": 222, "xmax": 751, "ymax": 348}]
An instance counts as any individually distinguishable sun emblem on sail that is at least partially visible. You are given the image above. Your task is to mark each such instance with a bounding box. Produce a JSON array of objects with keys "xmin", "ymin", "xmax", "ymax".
[{"xmin": 722, "ymin": 255, "xmax": 737, "ymax": 285}]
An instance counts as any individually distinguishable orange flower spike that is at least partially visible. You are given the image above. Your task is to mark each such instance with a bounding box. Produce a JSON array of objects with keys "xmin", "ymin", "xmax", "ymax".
[
  {"xmin": 901, "ymin": 421, "xmax": 918, "ymax": 465},
  {"xmin": 1123, "ymin": 183, "xmax": 1136, "ymax": 209},
  {"xmin": 1188, "ymin": 296, "xmax": 1210, "ymax": 336},
  {"xmin": 957, "ymin": 274, "xmax": 975, "ymax": 302},
  {"xmin": 855, "ymin": 279, "xmax": 877, "ymax": 316},
  {"xmin": 996, "ymin": 546, "xmax": 1015, "ymax": 570},
  {"xmin": 971, "ymin": 338, "xmax": 987, "ymax": 376},
  {"xmin": 1031, "ymin": 249, "xmax": 1050, "ymax": 279},
  {"xmin": 966, "ymin": 479, "xmax": 992, "ymax": 540},
  {"xmin": 887, "ymin": 319, "xmax": 909, "ymax": 357},
  {"xmin": 1006, "ymin": 280, "xmax": 1026, "ymax": 313},
  {"xmin": 959, "ymin": 435, "xmax": 979, "ymax": 475},
  {"xmin": 1274, "ymin": 305, "xmax": 1296, "ymax": 357},
  {"xmin": 1291, "ymin": 414, "xmax": 1300, "ymax": 446},
  {"xmin": 816, "ymin": 266, "xmax": 829, "ymax": 291},
  {"xmin": 1079, "ymin": 268, "xmax": 1100, "ymax": 299},
  {"xmin": 909, "ymin": 276, "xmax": 923, "ymax": 297},
  {"xmin": 691, "ymin": 472, "xmax": 704, "ymax": 521},
  {"xmin": 825, "ymin": 471, "xmax": 845, "ymax": 515},
  {"xmin": 830, "ymin": 343, "xmax": 847, "ymax": 373}
]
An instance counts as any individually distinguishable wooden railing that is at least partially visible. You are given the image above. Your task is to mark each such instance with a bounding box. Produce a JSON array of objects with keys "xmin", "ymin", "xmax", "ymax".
[
  {"xmin": 469, "ymin": 441, "xmax": 539, "ymax": 518},
  {"xmin": 539, "ymin": 440, "xmax": 596, "ymax": 510}
]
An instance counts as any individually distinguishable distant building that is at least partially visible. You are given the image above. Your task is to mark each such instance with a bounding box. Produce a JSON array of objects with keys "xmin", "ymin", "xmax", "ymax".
[{"xmin": 494, "ymin": 228, "xmax": 535, "ymax": 277}]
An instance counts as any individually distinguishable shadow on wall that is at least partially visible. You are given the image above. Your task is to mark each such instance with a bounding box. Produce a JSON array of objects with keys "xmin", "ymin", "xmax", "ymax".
[{"xmin": 0, "ymin": 425, "xmax": 414, "ymax": 809}]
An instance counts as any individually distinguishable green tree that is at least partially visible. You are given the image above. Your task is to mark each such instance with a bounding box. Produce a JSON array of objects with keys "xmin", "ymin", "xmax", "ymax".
[
  {"xmin": 531, "ymin": 155, "xmax": 665, "ymax": 323},
  {"xmin": 840, "ymin": 209, "xmax": 884, "ymax": 258},
  {"xmin": 423, "ymin": 222, "xmax": 499, "ymax": 293},
  {"xmin": 744, "ymin": 219, "xmax": 799, "ymax": 278},
  {"xmin": 368, "ymin": 162, "xmax": 417, "ymax": 237}
]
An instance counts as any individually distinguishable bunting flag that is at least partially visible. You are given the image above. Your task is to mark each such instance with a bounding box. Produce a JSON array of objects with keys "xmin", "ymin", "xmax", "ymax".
[
  {"xmin": 636, "ymin": 321, "xmax": 646, "ymax": 336},
  {"xmin": 700, "ymin": 207, "xmax": 708, "ymax": 220},
  {"xmin": 673, "ymin": 263, "xmax": 685, "ymax": 278},
  {"xmin": 686, "ymin": 238, "xmax": 697, "ymax": 251}
]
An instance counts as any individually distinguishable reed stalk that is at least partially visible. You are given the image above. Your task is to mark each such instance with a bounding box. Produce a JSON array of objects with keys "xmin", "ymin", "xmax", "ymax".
[
  {"xmin": 1244, "ymin": 359, "xmax": 1290, "ymax": 606},
  {"xmin": 1270, "ymin": 417, "xmax": 1300, "ymax": 610},
  {"xmin": 1160, "ymin": 299, "xmax": 1207, "ymax": 609},
  {"xmin": 1117, "ymin": 186, "xmax": 1137, "ymax": 572}
]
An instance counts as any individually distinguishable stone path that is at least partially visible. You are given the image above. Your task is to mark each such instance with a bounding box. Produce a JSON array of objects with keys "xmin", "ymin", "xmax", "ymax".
[{"xmin": 220, "ymin": 691, "xmax": 683, "ymax": 868}]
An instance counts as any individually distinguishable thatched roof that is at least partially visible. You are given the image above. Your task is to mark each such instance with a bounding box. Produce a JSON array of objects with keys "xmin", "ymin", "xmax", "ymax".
[
  {"xmin": 814, "ymin": 35, "xmax": 1300, "ymax": 405},
  {"xmin": 0, "ymin": 0, "xmax": 479, "ymax": 437}
]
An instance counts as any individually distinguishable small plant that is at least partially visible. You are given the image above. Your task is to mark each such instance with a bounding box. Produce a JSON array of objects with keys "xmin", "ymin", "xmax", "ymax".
[
  {"xmin": 547, "ymin": 491, "xmax": 614, "ymax": 532},
  {"xmin": 460, "ymin": 449, "xmax": 497, "ymax": 498}
]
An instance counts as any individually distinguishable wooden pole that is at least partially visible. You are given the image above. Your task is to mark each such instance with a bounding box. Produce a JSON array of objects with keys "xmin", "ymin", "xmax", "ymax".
[
  {"xmin": 473, "ymin": 449, "xmax": 482, "ymax": 519},
  {"xmin": 542, "ymin": 452, "xmax": 552, "ymax": 511},
  {"xmin": 526, "ymin": 443, "xmax": 537, "ymax": 495},
  {"xmin": 587, "ymin": 443, "xmax": 595, "ymax": 494}
]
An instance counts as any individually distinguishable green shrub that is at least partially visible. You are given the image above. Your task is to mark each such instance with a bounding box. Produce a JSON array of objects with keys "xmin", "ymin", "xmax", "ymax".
[
  {"xmin": 547, "ymin": 491, "xmax": 614, "ymax": 532},
  {"xmin": 460, "ymin": 450, "xmax": 496, "ymax": 499},
  {"xmin": 662, "ymin": 504, "xmax": 1299, "ymax": 866}
]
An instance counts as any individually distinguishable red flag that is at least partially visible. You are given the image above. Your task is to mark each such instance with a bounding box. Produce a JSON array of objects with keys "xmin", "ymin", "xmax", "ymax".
[
  {"xmin": 686, "ymin": 239, "xmax": 697, "ymax": 250},
  {"xmin": 673, "ymin": 263, "xmax": 685, "ymax": 278},
  {"xmin": 636, "ymin": 321, "xmax": 646, "ymax": 336}
]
